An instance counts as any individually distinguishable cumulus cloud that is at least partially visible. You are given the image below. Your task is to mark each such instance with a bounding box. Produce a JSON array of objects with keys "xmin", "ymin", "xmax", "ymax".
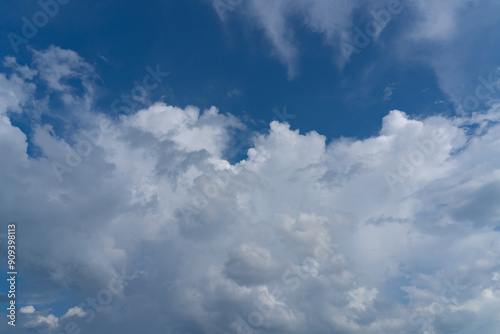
[
  {"xmin": 18, "ymin": 306, "xmax": 59, "ymax": 330},
  {"xmin": 19, "ymin": 305, "xmax": 35, "ymax": 314},
  {"xmin": 61, "ymin": 306, "xmax": 86, "ymax": 320},
  {"xmin": 1, "ymin": 47, "xmax": 499, "ymax": 333}
]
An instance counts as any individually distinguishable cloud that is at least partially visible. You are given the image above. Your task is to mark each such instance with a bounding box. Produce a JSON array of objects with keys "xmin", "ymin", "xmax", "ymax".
[
  {"xmin": 240, "ymin": 0, "xmax": 361, "ymax": 76},
  {"xmin": 32, "ymin": 46, "xmax": 93, "ymax": 93},
  {"xmin": 28, "ymin": 314, "xmax": 59, "ymax": 329},
  {"xmin": 61, "ymin": 306, "xmax": 86, "ymax": 320},
  {"xmin": 32, "ymin": 45, "xmax": 97, "ymax": 112},
  {"xmin": 216, "ymin": 0, "xmax": 500, "ymax": 112},
  {"xmin": 217, "ymin": 0, "xmax": 407, "ymax": 74},
  {"xmin": 0, "ymin": 66, "xmax": 36, "ymax": 115},
  {"xmin": 1, "ymin": 47, "xmax": 500, "ymax": 333},
  {"xmin": 20, "ymin": 305, "xmax": 35, "ymax": 314},
  {"xmin": 19, "ymin": 306, "xmax": 59, "ymax": 330}
]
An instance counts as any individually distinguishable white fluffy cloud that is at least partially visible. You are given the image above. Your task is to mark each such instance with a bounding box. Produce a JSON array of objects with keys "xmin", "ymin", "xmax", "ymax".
[
  {"xmin": 0, "ymin": 47, "xmax": 499, "ymax": 334},
  {"xmin": 61, "ymin": 306, "xmax": 86, "ymax": 320},
  {"xmin": 20, "ymin": 305, "xmax": 35, "ymax": 314},
  {"xmin": 18, "ymin": 306, "xmax": 59, "ymax": 330}
]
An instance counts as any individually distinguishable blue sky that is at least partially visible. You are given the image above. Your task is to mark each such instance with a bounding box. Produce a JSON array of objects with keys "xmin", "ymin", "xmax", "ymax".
[{"xmin": 1, "ymin": 1, "xmax": 500, "ymax": 333}]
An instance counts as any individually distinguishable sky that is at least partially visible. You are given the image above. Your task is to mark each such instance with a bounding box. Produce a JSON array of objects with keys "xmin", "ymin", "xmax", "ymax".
[{"xmin": 0, "ymin": 0, "xmax": 500, "ymax": 333}]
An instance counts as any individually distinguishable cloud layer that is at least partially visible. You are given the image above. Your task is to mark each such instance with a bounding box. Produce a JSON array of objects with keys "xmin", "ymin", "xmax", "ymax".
[{"xmin": 0, "ymin": 46, "xmax": 499, "ymax": 334}]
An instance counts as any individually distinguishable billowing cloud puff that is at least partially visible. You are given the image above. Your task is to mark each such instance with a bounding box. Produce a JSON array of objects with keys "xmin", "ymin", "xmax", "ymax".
[
  {"xmin": 0, "ymin": 47, "xmax": 499, "ymax": 334},
  {"xmin": 19, "ymin": 305, "xmax": 35, "ymax": 314},
  {"xmin": 18, "ymin": 306, "xmax": 59, "ymax": 330}
]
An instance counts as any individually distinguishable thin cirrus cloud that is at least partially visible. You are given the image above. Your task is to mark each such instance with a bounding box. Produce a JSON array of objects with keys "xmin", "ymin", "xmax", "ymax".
[
  {"xmin": 221, "ymin": 0, "xmax": 500, "ymax": 110},
  {"xmin": 0, "ymin": 46, "xmax": 499, "ymax": 333}
]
